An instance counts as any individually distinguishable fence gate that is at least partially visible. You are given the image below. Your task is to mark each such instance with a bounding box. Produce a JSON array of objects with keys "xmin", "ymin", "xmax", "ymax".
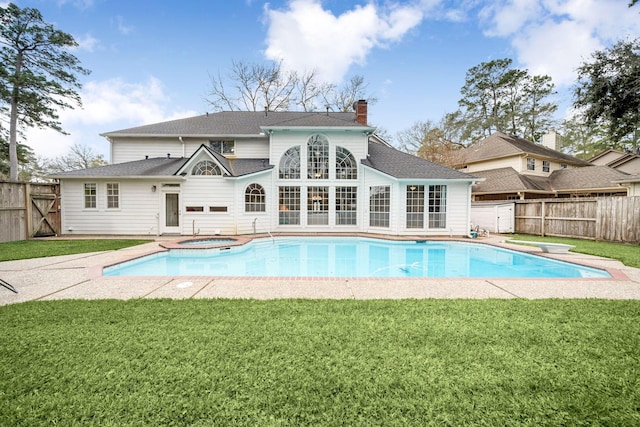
[{"xmin": 27, "ymin": 183, "xmax": 60, "ymax": 238}]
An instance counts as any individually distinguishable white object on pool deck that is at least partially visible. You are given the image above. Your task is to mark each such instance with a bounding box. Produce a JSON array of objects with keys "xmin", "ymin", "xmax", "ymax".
[
  {"xmin": 176, "ymin": 281, "xmax": 194, "ymax": 289},
  {"xmin": 506, "ymin": 240, "xmax": 575, "ymax": 254}
]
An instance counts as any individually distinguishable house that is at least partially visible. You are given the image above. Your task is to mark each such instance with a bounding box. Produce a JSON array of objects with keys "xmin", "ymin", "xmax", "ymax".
[
  {"xmin": 588, "ymin": 148, "xmax": 640, "ymax": 175},
  {"xmin": 51, "ymin": 101, "xmax": 480, "ymax": 237},
  {"xmin": 451, "ymin": 131, "xmax": 632, "ymax": 200}
]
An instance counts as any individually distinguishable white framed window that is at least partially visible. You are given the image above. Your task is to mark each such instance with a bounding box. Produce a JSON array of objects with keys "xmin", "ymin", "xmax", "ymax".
[
  {"xmin": 84, "ymin": 183, "xmax": 96, "ymax": 209},
  {"xmin": 369, "ymin": 186, "xmax": 390, "ymax": 228},
  {"xmin": 192, "ymin": 160, "xmax": 221, "ymax": 176},
  {"xmin": 308, "ymin": 186, "xmax": 329, "ymax": 225},
  {"xmin": 527, "ymin": 157, "xmax": 535, "ymax": 171},
  {"xmin": 279, "ymin": 146, "xmax": 300, "ymax": 179},
  {"xmin": 336, "ymin": 187, "xmax": 357, "ymax": 225},
  {"xmin": 279, "ymin": 186, "xmax": 300, "ymax": 225},
  {"xmin": 209, "ymin": 140, "xmax": 235, "ymax": 155},
  {"xmin": 307, "ymin": 134, "xmax": 329, "ymax": 179},
  {"xmin": 406, "ymin": 185, "xmax": 425, "ymax": 229},
  {"xmin": 428, "ymin": 185, "xmax": 447, "ymax": 229},
  {"xmin": 106, "ymin": 183, "xmax": 119, "ymax": 209},
  {"xmin": 542, "ymin": 160, "xmax": 550, "ymax": 172},
  {"xmin": 336, "ymin": 146, "xmax": 357, "ymax": 179},
  {"xmin": 245, "ymin": 183, "xmax": 266, "ymax": 212}
]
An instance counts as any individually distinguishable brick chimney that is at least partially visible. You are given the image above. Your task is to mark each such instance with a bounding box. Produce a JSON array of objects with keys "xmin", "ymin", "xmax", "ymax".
[{"xmin": 355, "ymin": 99, "xmax": 367, "ymax": 125}]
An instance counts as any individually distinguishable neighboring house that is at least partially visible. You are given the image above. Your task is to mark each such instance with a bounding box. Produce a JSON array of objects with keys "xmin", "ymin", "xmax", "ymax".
[
  {"xmin": 51, "ymin": 101, "xmax": 480, "ymax": 237},
  {"xmin": 451, "ymin": 131, "xmax": 632, "ymax": 200},
  {"xmin": 588, "ymin": 148, "xmax": 640, "ymax": 175}
]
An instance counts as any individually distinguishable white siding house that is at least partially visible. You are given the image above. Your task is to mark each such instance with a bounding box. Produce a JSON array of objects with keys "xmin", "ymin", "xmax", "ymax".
[{"xmin": 53, "ymin": 102, "xmax": 480, "ymax": 237}]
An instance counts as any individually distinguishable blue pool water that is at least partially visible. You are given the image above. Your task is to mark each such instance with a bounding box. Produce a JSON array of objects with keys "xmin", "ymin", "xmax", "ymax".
[{"xmin": 103, "ymin": 237, "xmax": 610, "ymax": 278}]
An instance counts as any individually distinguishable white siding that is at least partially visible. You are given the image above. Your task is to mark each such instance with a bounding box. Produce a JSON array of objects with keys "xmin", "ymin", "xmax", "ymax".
[{"xmin": 61, "ymin": 179, "xmax": 163, "ymax": 235}]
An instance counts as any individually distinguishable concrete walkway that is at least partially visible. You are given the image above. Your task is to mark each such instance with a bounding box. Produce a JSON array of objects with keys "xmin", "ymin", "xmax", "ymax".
[{"xmin": 2, "ymin": 236, "xmax": 640, "ymax": 305}]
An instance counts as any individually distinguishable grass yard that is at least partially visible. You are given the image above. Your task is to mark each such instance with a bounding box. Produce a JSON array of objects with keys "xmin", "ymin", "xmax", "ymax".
[
  {"xmin": 507, "ymin": 234, "xmax": 640, "ymax": 268},
  {"xmin": 1, "ymin": 299, "xmax": 639, "ymax": 426},
  {"xmin": 0, "ymin": 239, "xmax": 152, "ymax": 262}
]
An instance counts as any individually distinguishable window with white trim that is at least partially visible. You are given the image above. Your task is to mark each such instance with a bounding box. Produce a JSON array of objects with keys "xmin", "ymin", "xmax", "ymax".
[
  {"xmin": 336, "ymin": 146, "xmax": 357, "ymax": 179},
  {"xmin": 527, "ymin": 157, "xmax": 535, "ymax": 171},
  {"xmin": 84, "ymin": 183, "xmax": 96, "ymax": 209},
  {"xmin": 336, "ymin": 187, "xmax": 357, "ymax": 225},
  {"xmin": 307, "ymin": 134, "xmax": 329, "ymax": 179},
  {"xmin": 428, "ymin": 185, "xmax": 447, "ymax": 229},
  {"xmin": 279, "ymin": 186, "xmax": 300, "ymax": 225},
  {"xmin": 245, "ymin": 183, "xmax": 266, "ymax": 212},
  {"xmin": 542, "ymin": 160, "xmax": 550, "ymax": 172},
  {"xmin": 369, "ymin": 186, "xmax": 390, "ymax": 228},
  {"xmin": 192, "ymin": 160, "xmax": 221, "ymax": 176},
  {"xmin": 106, "ymin": 183, "xmax": 119, "ymax": 209},
  {"xmin": 307, "ymin": 186, "xmax": 329, "ymax": 225},
  {"xmin": 406, "ymin": 185, "xmax": 425, "ymax": 228},
  {"xmin": 209, "ymin": 140, "xmax": 235, "ymax": 155},
  {"xmin": 279, "ymin": 146, "xmax": 300, "ymax": 179}
]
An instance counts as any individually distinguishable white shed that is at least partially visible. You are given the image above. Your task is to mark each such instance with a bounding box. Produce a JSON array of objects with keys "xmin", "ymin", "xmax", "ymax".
[{"xmin": 471, "ymin": 202, "xmax": 515, "ymax": 234}]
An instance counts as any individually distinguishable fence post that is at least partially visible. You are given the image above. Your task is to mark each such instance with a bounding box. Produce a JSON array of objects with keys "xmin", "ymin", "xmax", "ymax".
[
  {"xmin": 24, "ymin": 183, "xmax": 32, "ymax": 240},
  {"xmin": 540, "ymin": 201, "xmax": 546, "ymax": 237}
]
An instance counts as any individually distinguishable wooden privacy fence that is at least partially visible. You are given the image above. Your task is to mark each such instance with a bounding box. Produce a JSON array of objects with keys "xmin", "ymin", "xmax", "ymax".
[
  {"xmin": 0, "ymin": 181, "xmax": 60, "ymax": 243},
  {"xmin": 514, "ymin": 197, "xmax": 640, "ymax": 243}
]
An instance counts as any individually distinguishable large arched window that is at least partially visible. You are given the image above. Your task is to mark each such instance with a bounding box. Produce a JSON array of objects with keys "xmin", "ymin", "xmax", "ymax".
[
  {"xmin": 279, "ymin": 146, "xmax": 300, "ymax": 179},
  {"xmin": 192, "ymin": 160, "xmax": 221, "ymax": 176},
  {"xmin": 336, "ymin": 146, "xmax": 357, "ymax": 179},
  {"xmin": 307, "ymin": 134, "xmax": 329, "ymax": 179},
  {"xmin": 245, "ymin": 183, "xmax": 266, "ymax": 212}
]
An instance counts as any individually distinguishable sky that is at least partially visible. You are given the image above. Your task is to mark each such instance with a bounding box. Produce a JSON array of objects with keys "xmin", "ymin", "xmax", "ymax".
[{"xmin": 5, "ymin": 0, "xmax": 640, "ymax": 161}]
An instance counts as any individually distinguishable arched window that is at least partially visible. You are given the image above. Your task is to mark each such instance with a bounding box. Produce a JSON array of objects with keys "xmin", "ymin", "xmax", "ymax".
[
  {"xmin": 307, "ymin": 134, "xmax": 329, "ymax": 179},
  {"xmin": 245, "ymin": 183, "xmax": 266, "ymax": 212},
  {"xmin": 336, "ymin": 146, "xmax": 357, "ymax": 179},
  {"xmin": 192, "ymin": 160, "xmax": 221, "ymax": 176},
  {"xmin": 279, "ymin": 146, "xmax": 300, "ymax": 179}
]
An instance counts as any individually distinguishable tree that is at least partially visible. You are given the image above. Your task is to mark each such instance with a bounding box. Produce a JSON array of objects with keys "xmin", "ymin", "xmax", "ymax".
[
  {"xmin": 395, "ymin": 118, "xmax": 464, "ymax": 166},
  {"xmin": 207, "ymin": 59, "xmax": 376, "ymax": 113},
  {"xmin": 0, "ymin": 131, "xmax": 35, "ymax": 179},
  {"xmin": 454, "ymin": 58, "xmax": 557, "ymax": 144},
  {"xmin": 573, "ymin": 38, "xmax": 640, "ymax": 146},
  {"xmin": 0, "ymin": 3, "xmax": 89, "ymax": 181},
  {"xmin": 44, "ymin": 143, "xmax": 108, "ymax": 173}
]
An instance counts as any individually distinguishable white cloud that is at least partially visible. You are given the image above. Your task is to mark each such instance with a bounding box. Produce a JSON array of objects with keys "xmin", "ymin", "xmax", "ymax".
[
  {"xmin": 73, "ymin": 33, "xmax": 99, "ymax": 52},
  {"xmin": 263, "ymin": 0, "xmax": 430, "ymax": 83},
  {"xmin": 114, "ymin": 15, "xmax": 134, "ymax": 35},
  {"xmin": 479, "ymin": 0, "xmax": 640, "ymax": 86},
  {"xmin": 24, "ymin": 77, "xmax": 198, "ymax": 159}
]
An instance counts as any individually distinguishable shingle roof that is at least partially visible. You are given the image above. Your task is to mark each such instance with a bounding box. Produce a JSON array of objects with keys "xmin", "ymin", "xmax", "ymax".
[
  {"xmin": 49, "ymin": 155, "xmax": 273, "ymax": 178},
  {"xmin": 452, "ymin": 132, "xmax": 588, "ymax": 167},
  {"xmin": 362, "ymin": 142, "xmax": 479, "ymax": 180},
  {"xmin": 49, "ymin": 157, "xmax": 189, "ymax": 178},
  {"xmin": 102, "ymin": 111, "xmax": 370, "ymax": 137},
  {"xmin": 549, "ymin": 165, "xmax": 631, "ymax": 191},
  {"xmin": 470, "ymin": 165, "xmax": 631, "ymax": 195},
  {"xmin": 471, "ymin": 168, "xmax": 551, "ymax": 193}
]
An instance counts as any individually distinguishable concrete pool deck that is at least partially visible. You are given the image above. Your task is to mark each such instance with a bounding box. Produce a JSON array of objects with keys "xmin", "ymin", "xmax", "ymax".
[{"xmin": 1, "ymin": 235, "xmax": 640, "ymax": 305}]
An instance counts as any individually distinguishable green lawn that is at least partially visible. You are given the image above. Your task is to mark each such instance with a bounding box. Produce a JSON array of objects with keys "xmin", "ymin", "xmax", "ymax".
[
  {"xmin": 507, "ymin": 234, "xmax": 640, "ymax": 268},
  {"xmin": 0, "ymin": 239, "xmax": 152, "ymax": 262},
  {"xmin": 1, "ymin": 299, "xmax": 639, "ymax": 426}
]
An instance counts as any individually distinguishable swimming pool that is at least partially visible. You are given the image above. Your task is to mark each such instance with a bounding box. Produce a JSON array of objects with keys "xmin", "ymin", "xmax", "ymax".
[{"xmin": 103, "ymin": 236, "xmax": 610, "ymax": 278}]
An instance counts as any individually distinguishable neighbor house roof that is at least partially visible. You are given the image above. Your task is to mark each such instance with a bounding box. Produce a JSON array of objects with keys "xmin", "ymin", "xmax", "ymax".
[
  {"xmin": 471, "ymin": 165, "xmax": 630, "ymax": 195},
  {"xmin": 470, "ymin": 167, "xmax": 551, "ymax": 194},
  {"xmin": 101, "ymin": 111, "xmax": 372, "ymax": 137},
  {"xmin": 362, "ymin": 142, "xmax": 479, "ymax": 180},
  {"xmin": 548, "ymin": 165, "xmax": 631, "ymax": 191},
  {"xmin": 452, "ymin": 131, "xmax": 588, "ymax": 167}
]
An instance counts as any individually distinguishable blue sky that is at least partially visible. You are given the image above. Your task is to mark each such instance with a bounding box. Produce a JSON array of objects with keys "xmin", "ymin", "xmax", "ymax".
[{"xmin": 7, "ymin": 0, "xmax": 640, "ymax": 160}]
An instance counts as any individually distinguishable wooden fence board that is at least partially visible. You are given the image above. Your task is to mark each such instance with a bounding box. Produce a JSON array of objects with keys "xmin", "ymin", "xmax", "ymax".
[
  {"xmin": 0, "ymin": 182, "xmax": 60, "ymax": 242},
  {"xmin": 514, "ymin": 197, "xmax": 639, "ymax": 243}
]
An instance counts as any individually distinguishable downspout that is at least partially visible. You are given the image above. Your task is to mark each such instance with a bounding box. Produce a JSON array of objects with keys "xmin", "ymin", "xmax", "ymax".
[{"xmin": 179, "ymin": 136, "xmax": 185, "ymax": 158}]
